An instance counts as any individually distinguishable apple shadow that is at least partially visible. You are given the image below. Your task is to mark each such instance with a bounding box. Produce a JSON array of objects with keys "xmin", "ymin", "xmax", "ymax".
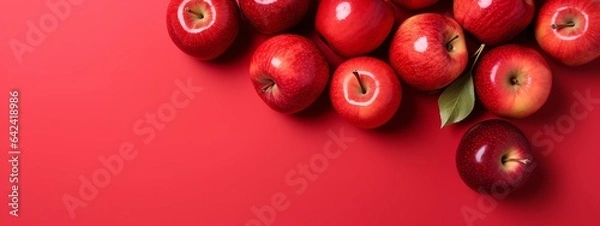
[
  {"xmin": 556, "ymin": 57, "xmax": 600, "ymax": 77},
  {"xmin": 503, "ymin": 152, "xmax": 553, "ymax": 203},
  {"xmin": 419, "ymin": 0, "xmax": 453, "ymax": 15},
  {"xmin": 292, "ymin": 88, "xmax": 334, "ymax": 120},
  {"xmin": 369, "ymin": 27, "xmax": 396, "ymax": 61},
  {"xmin": 288, "ymin": 0, "xmax": 319, "ymax": 36},
  {"xmin": 374, "ymin": 86, "xmax": 419, "ymax": 133},
  {"xmin": 206, "ymin": 20, "xmax": 257, "ymax": 64}
]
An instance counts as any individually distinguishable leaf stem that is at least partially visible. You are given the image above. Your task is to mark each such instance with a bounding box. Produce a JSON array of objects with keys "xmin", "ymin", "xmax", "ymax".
[{"xmin": 469, "ymin": 44, "xmax": 486, "ymax": 72}]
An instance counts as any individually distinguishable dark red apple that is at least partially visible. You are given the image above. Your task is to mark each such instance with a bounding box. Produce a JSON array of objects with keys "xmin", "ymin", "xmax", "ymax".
[
  {"xmin": 456, "ymin": 119, "xmax": 535, "ymax": 195},
  {"xmin": 535, "ymin": 0, "xmax": 600, "ymax": 66},
  {"xmin": 389, "ymin": 13, "xmax": 468, "ymax": 91},
  {"xmin": 454, "ymin": 0, "xmax": 535, "ymax": 45},
  {"xmin": 166, "ymin": 0, "xmax": 240, "ymax": 60},
  {"xmin": 315, "ymin": 0, "xmax": 395, "ymax": 58},
  {"xmin": 330, "ymin": 57, "xmax": 402, "ymax": 129},
  {"xmin": 475, "ymin": 45, "xmax": 552, "ymax": 118},
  {"xmin": 249, "ymin": 34, "xmax": 330, "ymax": 114},
  {"xmin": 239, "ymin": 0, "xmax": 311, "ymax": 35},
  {"xmin": 390, "ymin": 0, "xmax": 439, "ymax": 10}
]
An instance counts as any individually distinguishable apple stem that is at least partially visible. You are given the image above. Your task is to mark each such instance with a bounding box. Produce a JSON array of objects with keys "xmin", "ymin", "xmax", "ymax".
[
  {"xmin": 503, "ymin": 158, "xmax": 531, "ymax": 165},
  {"xmin": 469, "ymin": 44, "xmax": 486, "ymax": 73},
  {"xmin": 185, "ymin": 7, "xmax": 204, "ymax": 19},
  {"xmin": 551, "ymin": 22, "xmax": 575, "ymax": 30},
  {"xmin": 446, "ymin": 35, "xmax": 460, "ymax": 52},
  {"xmin": 353, "ymin": 70, "xmax": 366, "ymax": 94}
]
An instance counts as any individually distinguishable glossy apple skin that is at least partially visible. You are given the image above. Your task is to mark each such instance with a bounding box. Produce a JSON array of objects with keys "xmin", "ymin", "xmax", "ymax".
[
  {"xmin": 330, "ymin": 57, "xmax": 402, "ymax": 129},
  {"xmin": 456, "ymin": 119, "xmax": 535, "ymax": 195},
  {"xmin": 389, "ymin": 13, "xmax": 468, "ymax": 91},
  {"xmin": 390, "ymin": 0, "xmax": 439, "ymax": 10},
  {"xmin": 315, "ymin": 0, "xmax": 395, "ymax": 58},
  {"xmin": 535, "ymin": 0, "xmax": 600, "ymax": 66},
  {"xmin": 166, "ymin": 0, "xmax": 240, "ymax": 60},
  {"xmin": 454, "ymin": 0, "xmax": 535, "ymax": 45},
  {"xmin": 239, "ymin": 0, "xmax": 311, "ymax": 35},
  {"xmin": 249, "ymin": 35, "xmax": 330, "ymax": 114},
  {"xmin": 475, "ymin": 45, "xmax": 552, "ymax": 118}
]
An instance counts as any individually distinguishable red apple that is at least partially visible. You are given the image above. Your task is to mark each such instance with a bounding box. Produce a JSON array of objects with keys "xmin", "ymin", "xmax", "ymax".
[
  {"xmin": 456, "ymin": 119, "xmax": 535, "ymax": 195},
  {"xmin": 239, "ymin": 0, "xmax": 311, "ymax": 35},
  {"xmin": 249, "ymin": 34, "xmax": 330, "ymax": 114},
  {"xmin": 330, "ymin": 57, "xmax": 402, "ymax": 129},
  {"xmin": 315, "ymin": 0, "xmax": 395, "ymax": 58},
  {"xmin": 166, "ymin": 0, "xmax": 240, "ymax": 60},
  {"xmin": 474, "ymin": 45, "xmax": 552, "ymax": 118},
  {"xmin": 454, "ymin": 0, "xmax": 535, "ymax": 45},
  {"xmin": 535, "ymin": 0, "xmax": 600, "ymax": 66},
  {"xmin": 389, "ymin": 13, "xmax": 468, "ymax": 91},
  {"xmin": 390, "ymin": 0, "xmax": 439, "ymax": 10}
]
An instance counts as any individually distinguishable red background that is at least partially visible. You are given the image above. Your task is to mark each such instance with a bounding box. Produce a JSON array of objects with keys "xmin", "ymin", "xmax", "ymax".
[{"xmin": 1, "ymin": 0, "xmax": 599, "ymax": 226}]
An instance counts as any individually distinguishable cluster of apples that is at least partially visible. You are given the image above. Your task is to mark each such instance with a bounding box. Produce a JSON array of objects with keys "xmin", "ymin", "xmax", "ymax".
[{"xmin": 166, "ymin": 0, "xmax": 600, "ymax": 195}]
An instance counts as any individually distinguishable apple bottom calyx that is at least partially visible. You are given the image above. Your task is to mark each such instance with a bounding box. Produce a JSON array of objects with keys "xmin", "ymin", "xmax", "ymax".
[
  {"xmin": 509, "ymin": 72, "xmax": 526, "ymax": 86},
  {"xmin": 510, "ymin": 76, "xmax": 520, "ymax": 85}
]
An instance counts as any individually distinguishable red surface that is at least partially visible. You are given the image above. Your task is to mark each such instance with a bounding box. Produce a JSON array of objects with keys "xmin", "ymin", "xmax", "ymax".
[{"xmin": 1, "ymin": 1, "xmax": 600, "ymax": 226}]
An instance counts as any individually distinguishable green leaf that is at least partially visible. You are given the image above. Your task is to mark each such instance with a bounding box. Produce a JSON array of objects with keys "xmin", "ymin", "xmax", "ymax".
[
  {"xmin": 438, "ymin": 72, "xmax": 475, "ymax": 128},
  {"xmin": 438, "ymin": 44, "xmax": 486, "ymax": 128}
]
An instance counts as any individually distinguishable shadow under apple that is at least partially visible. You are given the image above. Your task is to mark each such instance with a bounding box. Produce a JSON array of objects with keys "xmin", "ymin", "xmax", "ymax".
[
  {"xmin": 502, "ymin": 151, "xmax": 554, "ymax": 203},
  {"xmin": 292, "ymin": 87, "xmax": 334, "ymax": 120},
  {"xmin": 207, "ymin": 22, "xmax": 257, "ymax": 64},
  {"xmin": 373, "ymin": 86, "xmax": 420, "ymax": 133}
]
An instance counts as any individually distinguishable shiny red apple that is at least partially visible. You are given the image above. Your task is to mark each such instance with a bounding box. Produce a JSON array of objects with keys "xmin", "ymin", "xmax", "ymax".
[
  {"xmin": 474, "ymin": 45, "xmax": 552, "ymax": 118},
  {"xmin": 330, "ymin": 57, "xmax": 402, "ymax": 129},
  {"xmin": 166, "ymin": 0, "xmax": 240, "ymax": 60},
  {"xmin": 454, "ymin": 0, "xmax": 535, "ymax": 45},
  {"xmin": 456, "ymin": 119, "xmax": 535, "ymax": 195},
  {"xmin": 389, "ymin": 13, "xmax": 468, "ymax": 91},
  {"xmin": 535, "ymin": 0, "xmax": 600, "ymax": 66},
  {"xmin": 315, "ymin": 0, "xmax": 395, "ymax": 58},
  {"xmin": 239, "ymin": 0, "xmax": 311, "ymax": 35},
  {"xmin": 390, "ymin": 0, "xmax": 439, "ymax": 10},
  {"xmin": 249, "ymin": 34, "xmax": 330, "ymax": 114}
]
